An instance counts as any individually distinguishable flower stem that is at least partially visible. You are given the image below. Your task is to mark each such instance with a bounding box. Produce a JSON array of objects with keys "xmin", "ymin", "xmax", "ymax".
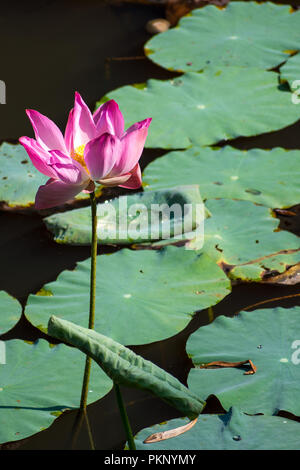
[
  {"xmin": 88, "ymin": 190, "xmax": 98, "ymax": 331},
  {"xmin": 114, "ymin": 383, "xmax": 136, "ymax": 450},
  {"xmin": 77, "ymin": 191, "xmax": 98, "ymax": 448}
]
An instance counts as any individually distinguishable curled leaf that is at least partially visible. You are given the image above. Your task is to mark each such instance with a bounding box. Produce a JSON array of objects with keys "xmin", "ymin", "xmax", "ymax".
[
  {"xmin": 48, "ymin": 316, "xmax": 205, "ymax": 419},
  {"xmin": 144, "ymin": 417, "xmax": 198, "ymax": 444},
  {"xmin": 200, "ymin": 359, "xmax": 257, "ymax": 375}
]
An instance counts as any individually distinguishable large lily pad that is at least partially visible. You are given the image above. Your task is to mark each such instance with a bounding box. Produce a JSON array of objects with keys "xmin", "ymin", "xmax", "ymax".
[
  {"xmin": 48, "ymin": 316, "xmax": 205, "ymax": 419},
  {"xmin": 44, "ymin": 185, "xmax": 204, "ymax": 245},
  {"xmin": 97, "ymin": 68, "xmax": 300, "ymax": 150},
  {"xmin": 280, "ymin": 52, "xmax": 300, "ymax": 89},
  {"xmin": 134, "ymin": 407, "xmax": 300, "ymax": 450},
  {"xmin": 0, "ymin": 143, "xmax": 96, "ymax": 208},
  {"xmin": 0, "ymin": 291, "xmax": 22, "ymax": 335},
  {"xmin": 0, "ymin": 339, "xmax": 112, "ymax": 444},
  {"xmin": 143, "ymin": 146, "xmax": 300, "ymax": 209},
  {"xmin": 195, "ymin": 199, "xmax": 300, "ymax": 283},
  {"xmin": 187, "ymin": 306, "xmax": 300, "ymax": 415},
  {"xmin": 144, "ymin": 2, "xmax": 300, "ymax": 73},
  {"xmin": 25, "ymin": 247, "xmax": 231, "ymax": 345}
]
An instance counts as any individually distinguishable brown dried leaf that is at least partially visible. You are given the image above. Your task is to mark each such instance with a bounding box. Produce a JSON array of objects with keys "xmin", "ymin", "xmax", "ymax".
[
  {"xmin": 200, "ymin": 359, "xmax": 257, "ymax": 375},
  {"xmin": 144, "ymin": 417, "xmax": 198, "ymax": 443}
]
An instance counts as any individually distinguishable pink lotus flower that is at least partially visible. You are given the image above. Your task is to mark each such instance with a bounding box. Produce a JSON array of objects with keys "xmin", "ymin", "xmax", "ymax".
[{"xmin": 19, "ymin": 92, "xmax": 152, "ymax": 209}]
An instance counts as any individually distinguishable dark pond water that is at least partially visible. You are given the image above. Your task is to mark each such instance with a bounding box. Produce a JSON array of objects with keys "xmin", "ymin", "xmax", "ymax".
[{"xmin": 1, "ymin": 0, "xmax": 300, "ymax": 450}]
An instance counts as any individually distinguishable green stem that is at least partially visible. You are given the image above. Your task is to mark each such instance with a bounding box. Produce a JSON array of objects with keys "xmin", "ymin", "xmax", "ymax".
[
  {"xmin": 77, "ymin": 191, "xmax": 98, "ymax": 448},
  {"xmin": 114, "ymin": 383, "xmax": 136, "ymax": 450},
  {"xmin": 88, "ymin": 190, "xmax": 98, "ymax": 331},
  {"xmin": 208, "ymin": 306, "xmax": 214, "ymax": 323}
]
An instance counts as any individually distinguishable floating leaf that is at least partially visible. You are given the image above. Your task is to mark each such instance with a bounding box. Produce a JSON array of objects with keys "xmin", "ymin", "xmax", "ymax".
[
  {"xmin": 134, "ymin": 407, "xmax": 300, "ymax": 450},
  {"xmin": 0, "ymin": 291, "xmax": 22, "ymax": 335},
  {"xmin": 0, "ymin": 339, "xmax": 112, "ymax": 443},
  {"xmin": 48, "ymin": 316, "xmax": 205, "ymax": 419},
  {"xmin": 280, "ymin": 52, "xmax": 300, "ymax": 89},
  {"xmin": 0, "ymin": 143, "xmax": 94, "ymax": 208},
  {"xmin": 97, "ymin": 67, "xmax": 300, "ymax": 149},
  {"xmin": 25, "ymin": 247, "xmax": 231, "ymax": 345},
  {"xmin": 141, "ymin": 199, "xmax": 300, "ymax": 282},
  {"xmin": 144, "ymin": 2, "xmax": 300, "ymax": 72},
  {"xmin": 44, "ymin": 186, "xmax": 204, "ymax": 245},
  {"xmin": 187, "ymin": 307, "xmax": 300, "ymax": 415},
  {"xmin": 195, "ymin": 199, "xmax": 300, "ymax": 283},
  {"xmin": 96, "ymin": 69, "xmax": 300, "ymax": 149},
  {"xmin": 143, "ymin": 146, "xmax": 300, "ymax": 209}
]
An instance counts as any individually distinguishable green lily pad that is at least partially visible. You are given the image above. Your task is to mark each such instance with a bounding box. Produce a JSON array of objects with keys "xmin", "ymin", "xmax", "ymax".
[
  {"xmin": 134, "ymin": 407, "xmax": 300, "ymax": 450},
  {"xmin": 97, "ymin": 69, "xmax": 300, "ymax": 150},
  {"xmin": 0, "ymin": 339, "xmax": 112, "ymax": 443},
  {"xmin": 187, "ymin": 306, "xmax": 300, "ymax": 415},
  {"xmin": 143, "ymin": 199, "xmax": 300, "ymax": 282},
  {"xmin": 0, "ymin": 291, "xmax": 22, "ymax": 335},
  {"xmin": 229, "ymin": 253, "xmax": 300, "ymax": 283},
  {"xmin": 44, "ymin": 185, "xmax": 204, "ymax": 245},
  {"xmin": 144, "ymin": 2, "xmax": 300, "ymax": 73},
  {"xmin": 193, "ymin": 199, "xmax": 300, "ymax": 282},
  {"xmin": 280, "ymin": 52, "xmax": 300, "ymax": 89},
  {"xmin": 143, "ymin": 146, "xmax": 300, "ymax": 209},
  {"xmin": 0, "ymin": 143, "xmax": 97, "ymax": 208},
  {"xmin": 25, "ymin": 247, "xmax": 231, "ymax": 345},
  {"xmin": 48, "ymin": 316, "xmax": 205, "ymax": 419}
]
